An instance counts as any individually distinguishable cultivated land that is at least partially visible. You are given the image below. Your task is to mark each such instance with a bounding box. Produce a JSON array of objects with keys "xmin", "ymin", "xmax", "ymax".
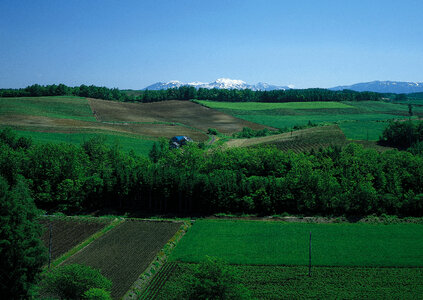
[
  {"xmin": 0, "ymin": 96, "xmax": 274, "ymax": 154},
  {"xmin": 89, "ymin": 98, "xmax": 269, "ymax": 135},
  {"xmin": 155, "ymin": 263, "xmax": 423, "ymax": 300},
  {"xmin": 147, "ymin": 219, "xmax": 423, "ymax": 299},
  {"xmin": 225, "ymin": 125, "xmax": 390, "ymax": 152},
  {"xmin": 198, "ymin": 100, "xmax": 423, "ymax": 141},
  {"xmin": 170, "ymin": 220, "xmax": 423, "ymax": 266},
  {"xmin": 38, "ymin": 217, "xmax": 111, "ymax": 261},
  {"xmin": 64, "ymin": 219, "xmax": 182, "ymax": 299}
]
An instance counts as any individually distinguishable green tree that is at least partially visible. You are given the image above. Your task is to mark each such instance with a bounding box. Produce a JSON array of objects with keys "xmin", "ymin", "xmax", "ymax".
[
  {"xmin": 185, "ymin": 257, "xmax": 252, "ymax": 300},
  {"xmin": 40, "ymin": 264, "xmax": 112, "ymax": 299},
  {"xmin": 83, "ymin": 288, "xmax": 112, "ymax": 300},
  {"xmin": 0, "ymin": 176, "xmax": 47, "ymax": 299}
]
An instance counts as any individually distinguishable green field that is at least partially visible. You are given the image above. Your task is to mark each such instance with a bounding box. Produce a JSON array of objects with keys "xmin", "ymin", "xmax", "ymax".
[
  {"xmin": 195, "ymin": 100, "xmax": 354, "ymax": 110},
  {"xmin": 155, "ymin": 263, "xmax": 423, "ymax": 300},
  {"xmin": 13, "ymin": 130, "xmax": 155, "ymax": 156},
  {"xmin": 170, "ymin": 220, "xmax": 423, "ymax": 267},
  {"xmin": 197, "ymin": 100, "xmax": 423, "ymax": 141},
  {"xmin": 0, "ymin": 96, "xmax": 96, "ymax": 121}
]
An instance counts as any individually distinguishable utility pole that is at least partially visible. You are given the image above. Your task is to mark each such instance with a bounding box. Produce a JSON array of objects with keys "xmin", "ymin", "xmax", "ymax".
[
  {"xmin": 48, "ymin": 223, "xmax": 52, "ymax": 269},
  {"xmin": 308, "ymin": 231, "xmax": 312, "ymax": 277}
]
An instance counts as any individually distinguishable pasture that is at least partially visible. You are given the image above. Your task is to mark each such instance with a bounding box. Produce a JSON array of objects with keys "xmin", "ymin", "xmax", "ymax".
[
  {"xmin": 64, "ymin": 220, "xmax": 182, "ymax": 299},
  {"xmin": 198, "ymin": 100, "xmax": 423, "ymax": 141}
]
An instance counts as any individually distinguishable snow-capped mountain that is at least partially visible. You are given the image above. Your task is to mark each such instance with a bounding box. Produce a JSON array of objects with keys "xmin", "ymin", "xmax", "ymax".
[
  {"xmin": 143, "ymin": 78, "xmax": 290, "ymax": 91},
  {"xmin": 330, "ymin": 81, "xmax": 423, "ymax": 94}
]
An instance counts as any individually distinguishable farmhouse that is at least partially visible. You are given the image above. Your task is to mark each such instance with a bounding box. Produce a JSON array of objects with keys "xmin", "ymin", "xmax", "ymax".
[{"xmin": 169, "ymin": 135, "xmax": 193, "ymax": 148}]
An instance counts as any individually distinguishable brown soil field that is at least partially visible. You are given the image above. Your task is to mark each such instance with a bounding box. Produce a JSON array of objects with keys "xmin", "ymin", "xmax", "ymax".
[
  {"xmin": 64, "ymin": 220, "xmax": 182, "ymax": 299},
  {"xmin": 89, "ymin": 99, "xmax": 270, "ymax": 134},
  {"xmin": 0, "ymin": 113, "xmax": 208, "ymax": 141},
  {"xmin": 225, "ymin": 125, "xmax": 391, "ymax": 152},
  {"xmin": 39, "ymin": 217, "xmax": 110, "ymax": 261}
]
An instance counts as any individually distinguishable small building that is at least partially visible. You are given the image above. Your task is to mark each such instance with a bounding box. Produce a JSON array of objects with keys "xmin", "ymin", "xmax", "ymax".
[{"xmin": 169, "ymin": 136, "xmax": 193, "ymax": 148}]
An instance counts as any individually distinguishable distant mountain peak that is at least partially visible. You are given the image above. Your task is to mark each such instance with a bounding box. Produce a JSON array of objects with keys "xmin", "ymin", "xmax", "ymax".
[
  {"xmin": 143, "ymin": 78, "xmax": 290, "ymax": 91},
  {"xmin": 330, "ymin": 80, "xmax": 423, "ymax": 93}
]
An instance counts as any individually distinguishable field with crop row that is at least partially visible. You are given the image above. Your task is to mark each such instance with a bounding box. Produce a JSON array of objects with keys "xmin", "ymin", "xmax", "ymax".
[
  {"xmin": 170, "ymin": 220, "xmax": 423, "ymax": 266},
  {"xmin": 38, "ymin": 217, "xmax": 110, "ymax": 261},
  {"xmin": 64, "ymin": 220, "xmax": 182, "ymax": 299},
  {"xmin": 155, "ymin": 263, "xmax": 423, "ymax": 300}
]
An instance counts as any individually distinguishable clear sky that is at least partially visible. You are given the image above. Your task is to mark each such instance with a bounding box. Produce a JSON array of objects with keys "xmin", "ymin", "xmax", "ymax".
[{"xmin": 1, "ymin": 0, "xmax": 422, "ymax": 89}]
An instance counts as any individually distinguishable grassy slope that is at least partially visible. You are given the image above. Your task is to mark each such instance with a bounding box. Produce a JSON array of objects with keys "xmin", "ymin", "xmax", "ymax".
[
  {"xmin": 0, "ymin": 96, "xmax": 96, "ymax": 121},
  {"xmin": 0, "ymin": 96, "xmax": 156, "ymax": 155},
  {"xmin": 156, "ymin": 263, "xmax": 423, "ymax": 300},
  {"xmin": 197, "ymin": 100, "xmax": 422, "ymax": 141},
  {"xmin": 169, "ymin": 220, "xmax": 423, "ymax": 267},
  {"xmin": 14, "ymin": 130, "xmax": 155, "ymax": 156}
]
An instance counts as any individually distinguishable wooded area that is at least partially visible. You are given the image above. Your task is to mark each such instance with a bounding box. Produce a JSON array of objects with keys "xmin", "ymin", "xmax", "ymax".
[{"xmin": 1, "ymin": 128, "xmax": 422, "ymax": 217}]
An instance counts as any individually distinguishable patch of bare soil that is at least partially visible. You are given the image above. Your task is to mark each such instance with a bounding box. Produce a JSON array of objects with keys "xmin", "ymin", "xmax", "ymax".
[{"xmin": 89, "ymin": 99, "xmax": 270, "ymax": 134}]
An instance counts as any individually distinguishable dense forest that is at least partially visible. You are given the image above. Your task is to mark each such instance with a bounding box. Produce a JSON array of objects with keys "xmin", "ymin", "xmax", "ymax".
[
  {"xmin": 0, "ymin": 83, "xmax": 383, "ymax": 102},
  {"xmin": 1, "ymin": 128, "xmax": 422, "ymax": 217}
]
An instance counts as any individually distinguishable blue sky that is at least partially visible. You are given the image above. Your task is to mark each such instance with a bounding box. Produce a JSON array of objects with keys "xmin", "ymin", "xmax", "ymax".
[{"xmin": 0, "ymin": 0, "xmax": 422, "ymax": 89}]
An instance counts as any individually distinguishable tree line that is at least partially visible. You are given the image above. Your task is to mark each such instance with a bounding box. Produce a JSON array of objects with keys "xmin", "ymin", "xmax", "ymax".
[
  {"xmin": 1, "ymin": 128, "xmax": 422, "ymax": 217},
  {"xmin": 0, "ymin": 83, "xmax": 383, "ymax": 103}
]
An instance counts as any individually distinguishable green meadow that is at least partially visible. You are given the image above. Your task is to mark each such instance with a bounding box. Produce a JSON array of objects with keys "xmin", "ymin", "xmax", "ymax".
[
  {"xmin": 197, "ymin": 100, "xmax": 423, "ymax": 141},
  {"xmin": 11, "ymin": 130, "xmax": 155, "ymax": 156},
  {"xmin": 170, "ymin": 220, "xmax": 423, "ymax": 267},
  {"xmin": 0, "ymin": 96, "xmax": 96, "ymax": 121}
]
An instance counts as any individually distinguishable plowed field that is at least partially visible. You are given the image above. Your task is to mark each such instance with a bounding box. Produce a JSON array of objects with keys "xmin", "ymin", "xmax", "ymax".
[
  {"xmin": 64, "ymin": 220, "xmax": 182, "ymax": 299},
  {"xmin": 89, "ymin": 99, "xmax": 270, "ymax": 135},
  {"xmin": 39, "ymin": 217, "xmax": 110, "ymax": 261}
]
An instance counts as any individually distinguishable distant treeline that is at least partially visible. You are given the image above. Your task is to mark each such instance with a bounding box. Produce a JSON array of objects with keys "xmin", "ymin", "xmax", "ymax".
[
  {"xmin": 1, "ymin": 128, "xmax": 422, "ymax": 217},
  {"xmin": 0, "ymin": 83, "xmax": 383, "ymax": 102}
]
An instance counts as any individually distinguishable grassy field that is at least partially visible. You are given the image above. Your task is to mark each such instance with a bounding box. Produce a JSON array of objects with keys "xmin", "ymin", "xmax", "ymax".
[
  {"xmin": 64, "ymin": 220, "xmax": 182, "ymax": 299},
  {"xmin": 169, "ymin": 220, "xmax": 423, "ymax": 267},
  {"xmin": 14, "ymin": 130, "xmax": 156, "ymax": 156},
  {"xmin": 197, "ymin": 100, "xmax": 423, "ymax": 141},
  {"xmin": 0, "ymin": 96, "xmax": 96, "ymax": 121},
  {"xmin": 155, "ymin": 263, "xmax": 423, "ymax": 300}
]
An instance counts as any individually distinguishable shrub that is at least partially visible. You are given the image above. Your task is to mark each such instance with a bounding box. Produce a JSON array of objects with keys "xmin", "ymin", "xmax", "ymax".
[
  {"xmin": 184, "ymin": 257, "xmax": 253, "ymax": 299},
  {"xmin": 83, "ymin": 288, "xmax": 112, "ymax": 300},
  {"xmin": 40, "ymin": 264, "xmax": 112, "ymax": 299}
]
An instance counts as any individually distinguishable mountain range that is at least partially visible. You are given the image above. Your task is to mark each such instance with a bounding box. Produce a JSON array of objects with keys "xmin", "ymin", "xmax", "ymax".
[
  {"xmin": 143, "ymin": 79, "xmax": 423, "ymax": 94},
  {"xmin": 330, "ymin": 81, "xmax": 423, "ymax": 94},
  {"xmin": 143, "ymin": 78, "xmax": 291, "ymax": 91}
]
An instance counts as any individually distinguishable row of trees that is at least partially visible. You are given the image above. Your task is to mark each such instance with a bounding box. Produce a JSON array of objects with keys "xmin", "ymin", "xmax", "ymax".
[
  {"xmin": 0, "ymin": 84, "xmax": 131, "ymax": 102},
  {"xmin": 0, "ymin": 83, "xmax": 383, "ymax": 103},
  {"xmin": 1, "ymin": 128, "xmax": 422, "ymax": 217}
]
